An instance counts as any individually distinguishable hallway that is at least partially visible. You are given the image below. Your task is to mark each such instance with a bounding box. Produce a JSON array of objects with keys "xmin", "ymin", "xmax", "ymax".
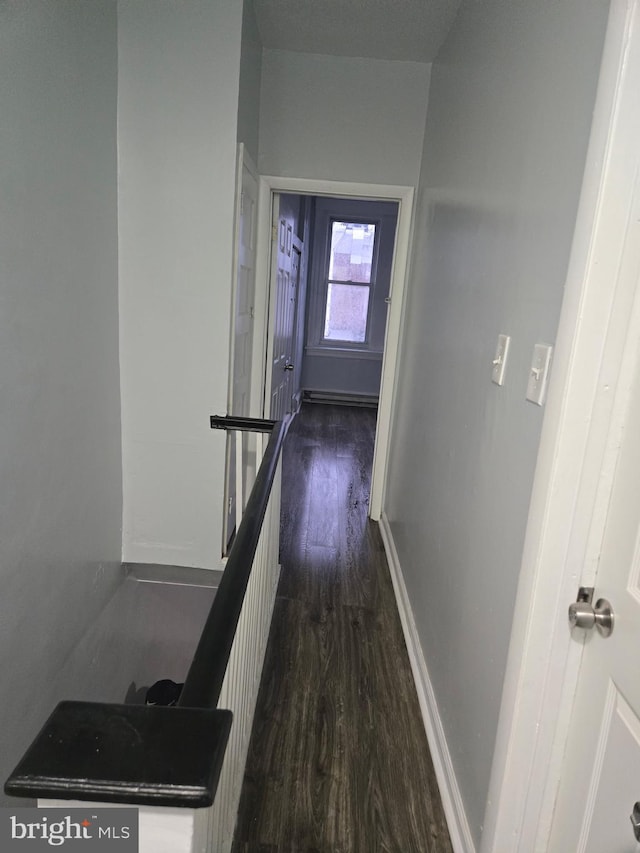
[{"xmin": 232, "ymin": 404, "xmax": 453, "ymax": 852}]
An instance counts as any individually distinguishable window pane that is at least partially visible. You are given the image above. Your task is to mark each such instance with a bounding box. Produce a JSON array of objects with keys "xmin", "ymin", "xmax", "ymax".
[
  {"xmin": 328, "ymin": 221, "xmax": 376, "ymax": 283},
  {"xmin": 324, "ymin": 283, "xmax": 369, "ymax": 342}
]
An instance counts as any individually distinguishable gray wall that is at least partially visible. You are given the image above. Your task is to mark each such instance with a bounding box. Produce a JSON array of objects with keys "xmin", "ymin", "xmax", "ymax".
[
  {"xmin": 259, "ymin": 50, "xmax": 430, "ymax": 187},
  {"xmin": 384, "ymin": 0, "xmax": 611, "ymax": 843},
  {"xmin": 0, "ymin": 0, "xmax": 123, "ymax": 804},
  {"xmin": 118, "ymin": 0, "xmax": 243, "ymax": 569},
  {"xmin": 237, "ymin": 0, "xmax": 263, "ymax": 164}
]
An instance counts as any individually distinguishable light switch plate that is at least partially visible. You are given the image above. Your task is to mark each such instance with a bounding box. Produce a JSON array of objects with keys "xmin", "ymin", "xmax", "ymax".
[
  {"xmin": 526, "ymin": 343, "xmax": 553, "ymax": 405},
  {"xmin": 491, "ymin": 334, "xmax": 511, "ymax": 386}
]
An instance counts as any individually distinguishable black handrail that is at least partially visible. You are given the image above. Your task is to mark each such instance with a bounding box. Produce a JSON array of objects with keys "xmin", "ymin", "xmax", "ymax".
[
  {"xmin": 179, "ymin": 414, "xmax": 290, "ymax": 709},
  {"xmin": 4, "ymin": 414, "xmax": 292, "ymax": 808}
]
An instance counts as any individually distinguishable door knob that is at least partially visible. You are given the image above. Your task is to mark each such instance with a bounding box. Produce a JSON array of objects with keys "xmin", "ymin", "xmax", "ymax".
[
  {"xmin": 568, "ymin": 587, "xmax": 614, "ymax": 637},
  {"xmin": 284, "ymin": 363, "xmax": 294, "ymax": 371},
  {"xmin": 631, "ymin": 802, "xmax": 640, "ymax": 841}
]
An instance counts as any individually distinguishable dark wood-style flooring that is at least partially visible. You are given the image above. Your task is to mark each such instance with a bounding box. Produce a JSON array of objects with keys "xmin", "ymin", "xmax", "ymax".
[{"xmin": 232, "ymin": 404, "xmax": 453, "ymax": 853}]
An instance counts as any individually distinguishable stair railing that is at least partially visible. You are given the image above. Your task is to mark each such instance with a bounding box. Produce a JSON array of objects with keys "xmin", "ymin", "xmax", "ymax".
[{"xmin": 5, "ymin": 413, "xmax": 292, "ymax": 853}]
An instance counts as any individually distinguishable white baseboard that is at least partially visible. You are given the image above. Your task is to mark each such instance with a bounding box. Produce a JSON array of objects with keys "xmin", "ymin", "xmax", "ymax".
[{"xmin": 379, "ymin": 512, "xmax": 476, "ymax": 853}]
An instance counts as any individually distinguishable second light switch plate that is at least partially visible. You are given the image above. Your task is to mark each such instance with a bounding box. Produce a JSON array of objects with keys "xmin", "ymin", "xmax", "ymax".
[{"xmin": 526, "ymin": 343, "xmax": 553, "ymax": 405}]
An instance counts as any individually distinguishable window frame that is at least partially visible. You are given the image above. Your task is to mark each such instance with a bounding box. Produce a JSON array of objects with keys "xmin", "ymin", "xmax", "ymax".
[{"xmin": 318, "ymin": 216, "xmax": 381, "ymax": 350}]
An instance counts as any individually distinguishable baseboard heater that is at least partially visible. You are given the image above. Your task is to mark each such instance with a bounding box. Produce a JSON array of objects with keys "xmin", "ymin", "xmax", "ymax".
[{"xmin": 302, "ymin": 390, "xmax": 379, "ymax": 408}]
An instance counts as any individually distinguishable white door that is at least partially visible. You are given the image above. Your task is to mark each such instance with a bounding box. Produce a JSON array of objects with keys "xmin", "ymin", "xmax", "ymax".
[
  {"xmin": 269, "ymin": 194, "xmax": 298, "ymax": 419},
  {"xmin": 232, "ymin": 151, "xmax": 259, "ymax": 418},
  {"xmin": 223, "ymin": 145, "xmax": 258, "ymax": 552},
  {"xmin": 549, "ymin": 287, "xmax": 640, "ymax": 851},
  {"xmin": 290, "ymin": 242, "xmax": 303, "ymax": 406},
  {"xmin": 547, "ymin": 9, "xmax": 640, "ymax": 845}
]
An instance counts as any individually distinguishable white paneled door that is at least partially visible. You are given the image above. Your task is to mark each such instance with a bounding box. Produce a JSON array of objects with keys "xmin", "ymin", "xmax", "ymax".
[
  {"xmin": 269, "ymin": 194, "xmax": 298, "ymax": 420},
  {"xmin": 232, "ymin": 152, "xmax": 259, "ymax": 419},
  {"xmin": 549, "ymin": 290, "xmax": 640, "ymax": 851},
  {"xmin": 547, "ymin": 10, "xmax": 640, "ymax": 845},
  {"xmin": 223, "ymin": 145, "xmax": 258, "ymax": 552}
]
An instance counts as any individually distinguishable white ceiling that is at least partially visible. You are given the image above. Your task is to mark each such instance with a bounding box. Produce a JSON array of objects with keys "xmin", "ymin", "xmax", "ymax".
[{"xmin": 252, "ymin": 0, "xmax": 463, "ymax": 64}]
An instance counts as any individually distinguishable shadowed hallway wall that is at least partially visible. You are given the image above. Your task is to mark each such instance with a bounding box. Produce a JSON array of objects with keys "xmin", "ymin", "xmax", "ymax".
[{"xmin": 384, "ymin": 0, "xmax": 611, "ymax": 842}]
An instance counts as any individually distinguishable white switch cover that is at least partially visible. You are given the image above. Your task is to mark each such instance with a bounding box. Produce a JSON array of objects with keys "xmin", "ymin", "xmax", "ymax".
[
  {"xmin": 526, "ymin": 343, "xmax": 553, "ymax": 405},
  {"xmin": 491, "ymin": 334, "xmax": 511, "ymax": 386}
]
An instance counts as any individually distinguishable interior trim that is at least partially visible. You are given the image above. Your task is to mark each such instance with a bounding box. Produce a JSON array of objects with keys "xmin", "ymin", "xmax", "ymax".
[{"xmin": 379, "ymin": 512, "xmax": 476, "ymax": 853}]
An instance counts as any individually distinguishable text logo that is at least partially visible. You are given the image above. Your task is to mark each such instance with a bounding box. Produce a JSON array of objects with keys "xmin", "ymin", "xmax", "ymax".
[{"xmin": 1, "ymin": 809, "xmax": 138, "ymax": 851}]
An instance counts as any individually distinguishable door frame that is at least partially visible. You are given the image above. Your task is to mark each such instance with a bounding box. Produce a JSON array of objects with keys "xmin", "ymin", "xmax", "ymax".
[
  {"xmin": 481, "ymin": 1, "xmax": 640, "ymax": 849},
  {"xmin": 252, "ymin": 176, "xmax": 414, "ymax": 521}
]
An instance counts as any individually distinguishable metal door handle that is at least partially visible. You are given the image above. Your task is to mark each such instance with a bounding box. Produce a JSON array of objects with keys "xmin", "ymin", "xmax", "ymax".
[
  {"xmin": 568, "ymin": 587, "xmax": 614, "ymax": 637},
  {"xmin": 631, "ymin": 802, "xmax": 640, "ymax": 841},
  {"xmin": 284, "ymin": 363, "xmax": 294, "ymax": 371}
]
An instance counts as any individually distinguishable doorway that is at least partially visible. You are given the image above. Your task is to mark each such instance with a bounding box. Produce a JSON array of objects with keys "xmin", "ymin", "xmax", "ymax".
[
  {"xmin": 253, "ymin": 177, "xmax": 415, "ymax": 521},
  {"xmin": 268, "ymin": 193, "xmax": 398, "ymax": 417}
]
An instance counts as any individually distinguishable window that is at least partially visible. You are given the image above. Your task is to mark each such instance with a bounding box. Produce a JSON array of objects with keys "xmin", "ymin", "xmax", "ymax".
[
  {"xmin": 304, "ymin": 198, "xmax": 398, "ymax": 362},
  {"xmin": 322, "ymin": 221, "xmax": 377, "ymax": 344}
]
